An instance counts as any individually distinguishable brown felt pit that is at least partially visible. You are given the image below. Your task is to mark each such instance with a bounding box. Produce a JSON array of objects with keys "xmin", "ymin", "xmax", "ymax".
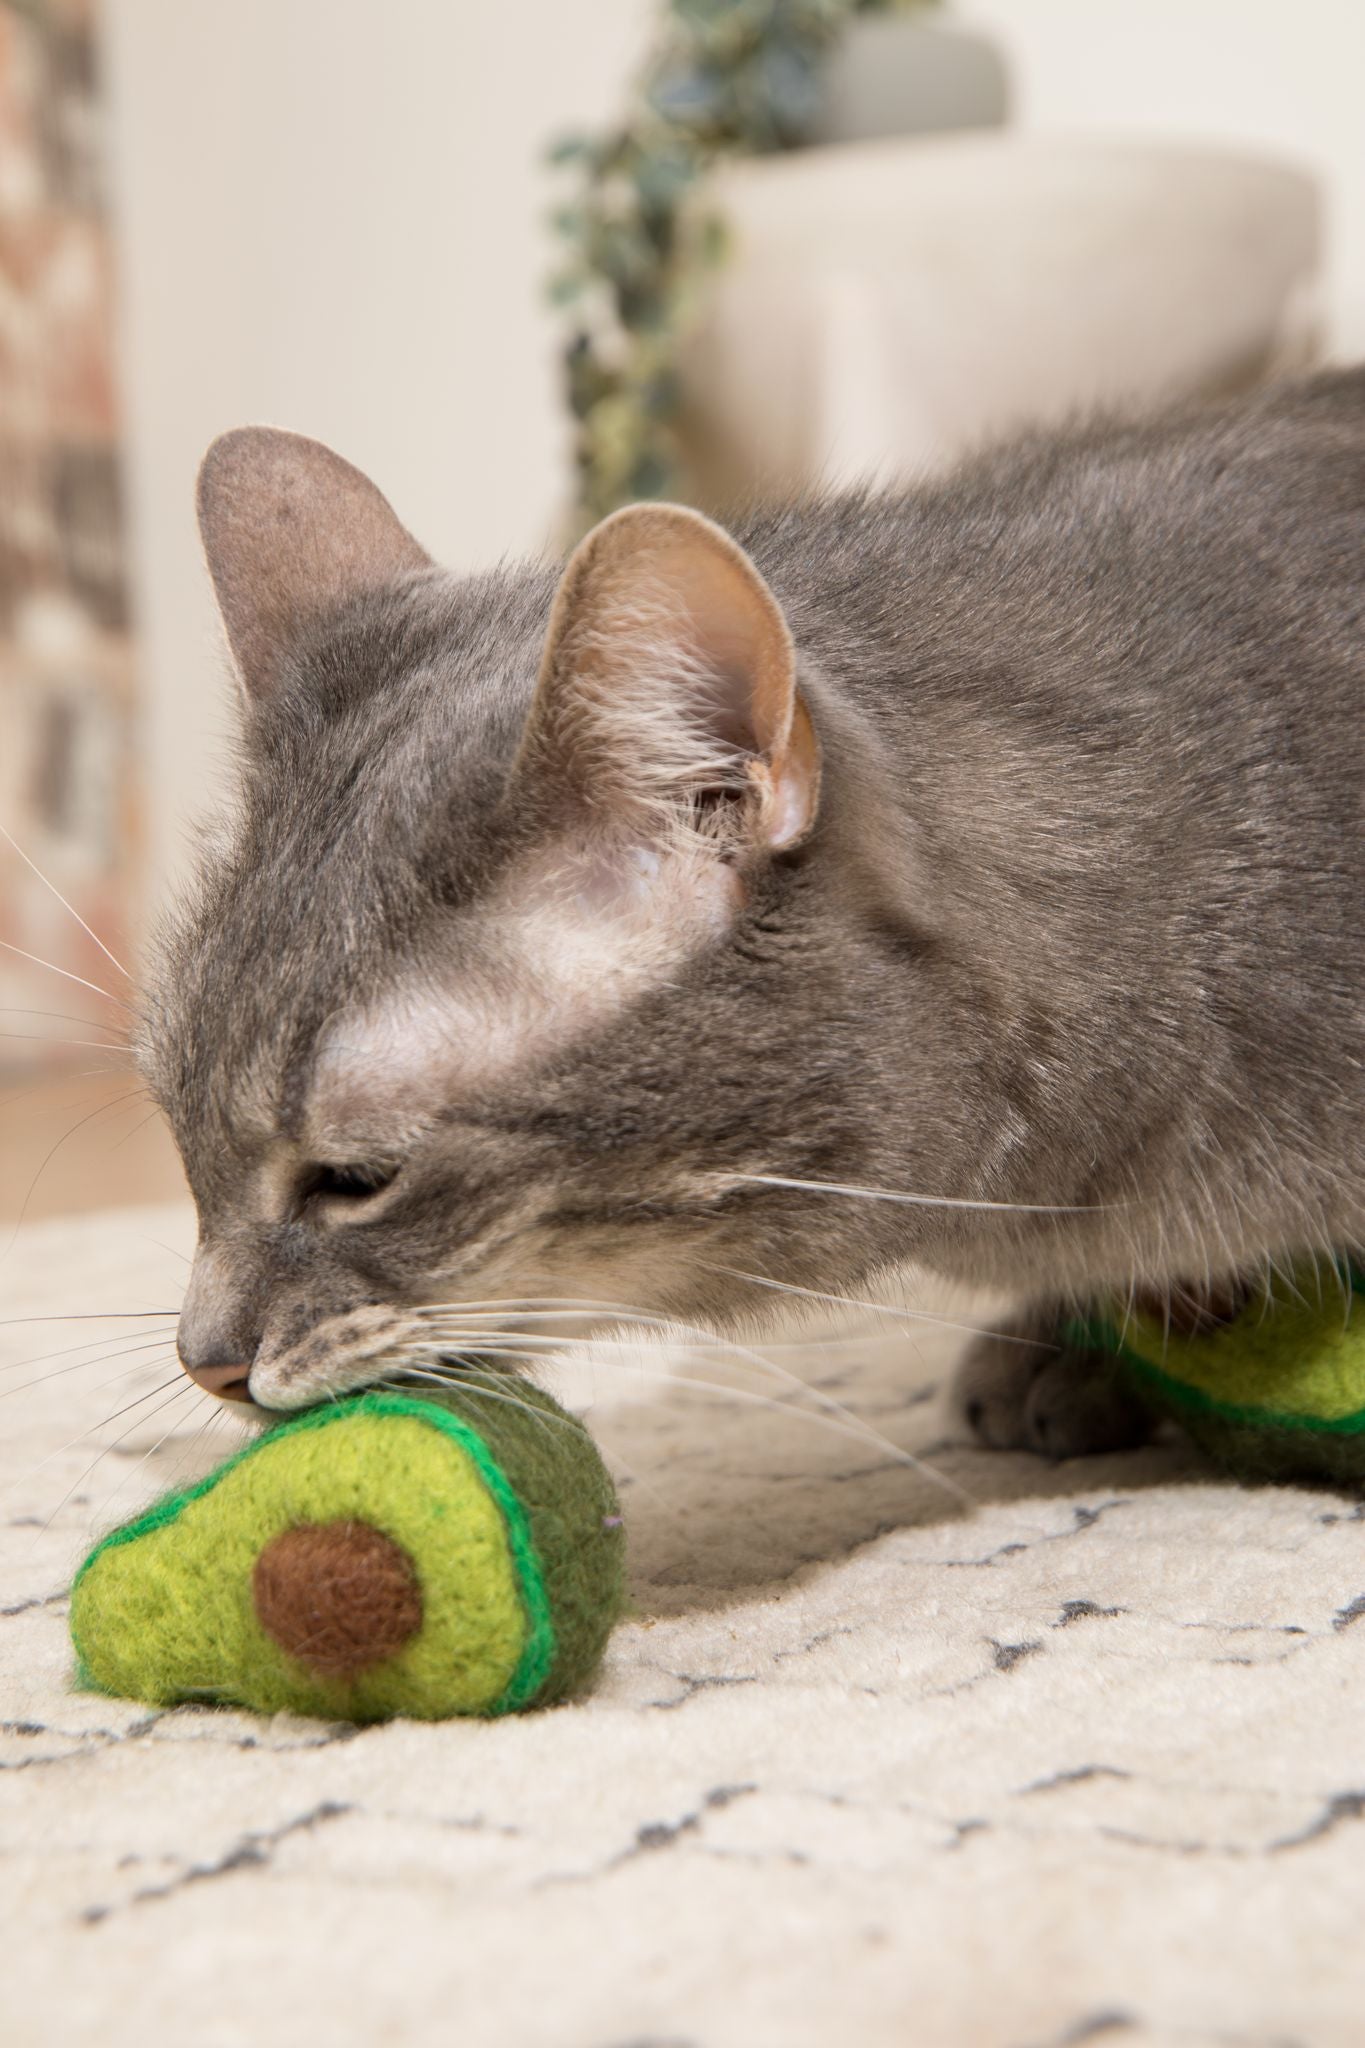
[{"xmin": 252, "ymin": 1518, "xmax": 424, "ymax": 1679}]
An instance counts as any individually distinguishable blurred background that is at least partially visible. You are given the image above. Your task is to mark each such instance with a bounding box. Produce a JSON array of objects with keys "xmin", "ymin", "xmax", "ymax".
[{"xmin": 1, "ymin": 0, "xmax": 1361, "ymax": 1223}]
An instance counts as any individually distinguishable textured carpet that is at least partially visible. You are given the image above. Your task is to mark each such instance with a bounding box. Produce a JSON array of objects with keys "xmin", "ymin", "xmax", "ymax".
[{"xmin": 4, "ymin": 1205, "xmax": 1363, "ymax": 2048}]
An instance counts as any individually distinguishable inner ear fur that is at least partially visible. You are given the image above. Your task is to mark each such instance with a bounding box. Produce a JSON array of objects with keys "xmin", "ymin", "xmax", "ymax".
[
  {"xmin": 523, "ymin": 502, "xmax": 820, "ymax": 851},
  {"xmin": 197, "ymin": 426, "xmax": 431, "ymax": 699}
]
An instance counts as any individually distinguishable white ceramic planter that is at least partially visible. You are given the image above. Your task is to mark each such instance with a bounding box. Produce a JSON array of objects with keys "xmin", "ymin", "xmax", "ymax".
[
  {"xmin": 810, "ymin": 14, "xmax": 1009, "ymax": 144},
  {"xmin": 677, "ymin": 133, "xmax": 1322, "ymax": 509}
]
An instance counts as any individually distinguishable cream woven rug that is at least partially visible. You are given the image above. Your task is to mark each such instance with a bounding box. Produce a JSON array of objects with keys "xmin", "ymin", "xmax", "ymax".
[{"xmin": 4, "ymin": 1204, "xmax": 1362, "ymax": 2048}]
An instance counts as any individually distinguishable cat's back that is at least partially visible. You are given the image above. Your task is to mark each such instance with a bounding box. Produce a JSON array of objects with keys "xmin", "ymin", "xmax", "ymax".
[
  {"xmin": 757, "ymin": 368, "xmax": 1360, "ymax": 667},
  {"xmin": 746, "ymin": 369, "xmax": 1364, "ymax": 797},
  {"xmin": 743, "ymin": 371, "xmax": 1364, "ymax": 1046}
]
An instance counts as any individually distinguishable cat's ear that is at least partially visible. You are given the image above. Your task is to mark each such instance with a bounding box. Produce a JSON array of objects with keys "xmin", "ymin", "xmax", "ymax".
[
  {"xmin": 520, "ymin": 502, "xmax": 820, "ymax": 852},
  {"xmin": 196, "ymin": 427, "xmax": 431, "ymax": 699}
]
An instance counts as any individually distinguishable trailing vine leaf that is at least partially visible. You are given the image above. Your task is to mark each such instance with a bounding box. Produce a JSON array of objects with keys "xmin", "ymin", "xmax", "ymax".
[{"xmin": 548, "ymin": 0, "xmax": 936, "ymax": 532}]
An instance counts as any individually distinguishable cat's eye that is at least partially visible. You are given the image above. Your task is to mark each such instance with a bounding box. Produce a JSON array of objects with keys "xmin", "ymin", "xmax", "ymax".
[{"xmin": 303, "ymin": 1162, "xmax": 399, "ymax": 1204}]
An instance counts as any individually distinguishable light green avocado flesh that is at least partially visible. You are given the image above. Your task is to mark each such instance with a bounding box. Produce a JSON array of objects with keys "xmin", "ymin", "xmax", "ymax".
[{"xmin": 70, "ymin": 1394, "xmax": 555, "ymax": 1721}]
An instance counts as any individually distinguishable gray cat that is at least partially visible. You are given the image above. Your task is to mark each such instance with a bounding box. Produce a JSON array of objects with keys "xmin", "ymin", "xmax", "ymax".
[{"xmin": 148, "ymin": 371, "xmax": 1365, "ymax": 1464}]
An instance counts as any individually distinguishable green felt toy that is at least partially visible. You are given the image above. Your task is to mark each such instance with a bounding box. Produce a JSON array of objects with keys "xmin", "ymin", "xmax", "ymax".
[
  {"xmin": 1064, "ymin": 1257, "xmax": 1365, "ymax": 1487},
  {"xmin": 70, "ymin": 1378, "xmax": 625, "ymax": 1721}
]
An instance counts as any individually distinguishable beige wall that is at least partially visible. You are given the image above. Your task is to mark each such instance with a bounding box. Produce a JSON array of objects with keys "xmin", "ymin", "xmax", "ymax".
[
  {"xmin": 102, "ymin": 1, "xmax": 1364, "ymax": 914},
  {"xmin": 102, "ymin": 0, "xmax": 648, "ymax": 909},
  {"xmin": 966, "ymin": 0, "xmax": 1365, "ymax": 351}
]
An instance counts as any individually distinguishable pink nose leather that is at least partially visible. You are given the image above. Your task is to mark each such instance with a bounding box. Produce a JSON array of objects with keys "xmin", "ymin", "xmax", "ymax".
[{"xmin": 180, "ymin": 1359, "xmax": 255, "ymax": 1403}]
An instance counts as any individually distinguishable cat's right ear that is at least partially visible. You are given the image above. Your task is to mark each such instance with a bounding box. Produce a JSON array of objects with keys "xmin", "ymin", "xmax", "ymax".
[
  {"xmin": 516, "ymin": 501, "xmax": 820, "ymax": 855},
  {"xmin": 196, "ymin": 427, "xmax": 431, "ymax": 700}
]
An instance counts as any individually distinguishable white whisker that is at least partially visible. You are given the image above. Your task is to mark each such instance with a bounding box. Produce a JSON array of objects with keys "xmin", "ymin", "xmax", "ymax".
[
  {"xmin": 732, "ymin": 1171, "xmax": 1113, "ymax": 1215},
  {"xmin": 0, "ymin": 1309, "xmax": 178, "ymax": 1329},
  {"xmin": 702, "ymin": 1260, "xmax": 1044, "ymax": 1350},
  {"xmin": 0, "ymin": 1006, "xmax": 130, "ymax": 1042},
  {"xmin": 145, "ymin": 1403, "xmax": 243, "ymax": 1506},
  {"xmin": 0, "ymin": 1336, "xmax": 180, "ymax": 1406},
  {"xmin": 18, "ymin": 1348, "xmax": 180, "ymax": 1484},
  {"xmin": 413, "ymin": 1292, "xmax": 685, "ymax": 1323},
  {"xmin": 381, "ymin": 1365, "xmax": 583, "ymax": 1442},
  {"xmin": 0, "ymin": 822, "xmax": 132, "ymax": 983},
  {"xmin": 406, "ymin": 1344, "xmax": 969, "ymax": 1506},
  {"xmin": 414, "ymin": 1304, "xmax": 874, "ymax": 1354},
  {"xmin": 91, "ymin": 1386, "xmax": 221, "ymax": 1531},
  {"xmin": 0, "ymin": 1030, "xmax": 135, "ymax": 1053},
  {"xmin": 382, "ymin": 1368, "xmax": 694, "ymax": 1522},
  {"xmin": 141, "ymin": 1234, "xmax": 192, "ymax": 1268},
  {"xmin": 0, "ymin": 1089, "xmax": 150, "ymax": 1264},
  {"xmin": 35, "ymin": 1377, "xmax": 193, "ymax": 1541},
  {"xmin": 0, "ymin": 1323, "xmax": 182, "ymax": 1384},
  {"xmin": 0, "ymin": 937, "xmax": 134, "ymax": 1013},
  {"xmin": 414, "ymin": 1316, "xmax": 948, "ymax": 1484}
]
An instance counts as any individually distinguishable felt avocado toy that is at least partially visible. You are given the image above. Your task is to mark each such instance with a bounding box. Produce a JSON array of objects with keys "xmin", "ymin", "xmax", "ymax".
[
  {"xmin": 70, "ymin": 1376, "xmax": 625, "ymax": 1721},
  {"xmin": 1064, "ymin": 1257, "xmax": 1365, "ymax": 1487}
]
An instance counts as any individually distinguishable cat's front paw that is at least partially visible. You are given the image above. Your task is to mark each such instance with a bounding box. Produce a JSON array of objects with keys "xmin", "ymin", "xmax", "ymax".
[{"xmin": 953, "ymin": 1316, "xmax": 1154, "ymax": 1460}]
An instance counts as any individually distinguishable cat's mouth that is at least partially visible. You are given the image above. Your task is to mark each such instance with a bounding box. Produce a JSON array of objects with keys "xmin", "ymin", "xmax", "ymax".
[
  {"xmin": 238, "ymin": 1302, "xmax": 540, "ymax": 1415},
  {"xmin": 189, "ymin": 1353, "xmax": 498, "ymax": 1419}
]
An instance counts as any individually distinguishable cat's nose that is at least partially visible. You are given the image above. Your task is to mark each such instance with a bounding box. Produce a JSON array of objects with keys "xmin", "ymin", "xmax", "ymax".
[
  {"xmin": 177, "ymin": 1349, "xmax": 256, "ymax": 1403},
  {"xmin": 176, "ymin": 1332, "xmax": 256, "ymax": 1403},
  {"xmin": 178, "ymin": 1242, "xmax": 261, "ymax": 1402},
  {"xmin": 184, "ymin": 1360, "xmax": 255, "ymax": 1402}
]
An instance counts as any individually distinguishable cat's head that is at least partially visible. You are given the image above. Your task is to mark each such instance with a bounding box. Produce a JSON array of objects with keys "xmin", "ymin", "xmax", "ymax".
[{"xmin": 146, "ymin": 427, "xmax": 910, "ymax": 1411}]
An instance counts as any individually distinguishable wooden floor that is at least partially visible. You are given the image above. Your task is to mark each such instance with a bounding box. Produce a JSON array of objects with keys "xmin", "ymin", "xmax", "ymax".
[{"xmin": 0, "ymin": 1070, "xmax": 188, "ymax": 1224}]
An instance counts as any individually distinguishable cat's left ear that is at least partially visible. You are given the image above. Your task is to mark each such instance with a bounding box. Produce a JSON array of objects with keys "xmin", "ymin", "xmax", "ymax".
[
  {"xmin": 196, "ymin": 427, "xmax": 432, "ymax": 701},
  {"xmin": 520, "ymin": 503, "xmax": 820, "ymax": 852}
]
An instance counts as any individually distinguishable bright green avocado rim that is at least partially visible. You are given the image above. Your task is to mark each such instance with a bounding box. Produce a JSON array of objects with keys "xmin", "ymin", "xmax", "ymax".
[
  {"xmin": 1062, "ymin": 1261, "xmax": 1365, "ymax": 1439},
  {"xmin": 71, "ymin": 1390, "xmax": 557, "ymax": 1716}
]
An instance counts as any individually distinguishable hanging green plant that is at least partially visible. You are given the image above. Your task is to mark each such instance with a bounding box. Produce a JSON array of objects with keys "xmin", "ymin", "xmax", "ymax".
[{"xmin": 548, "ymin": 0, "xmax": 936, "ymax": 531}]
